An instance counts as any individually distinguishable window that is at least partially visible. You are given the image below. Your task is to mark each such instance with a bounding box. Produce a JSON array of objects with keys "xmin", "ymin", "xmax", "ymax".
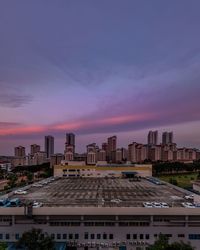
[
  {"xmin": 63, "ymin": 234, "xmax": 67, "ymax": 239},
  {"xmin": 15, "ymin": 234, "xmax": 20, "ymax": 240},
  {"xmin": 51, "ymin": 234, "xmax": 55, "ymax": 239},
  {"xmin": 0, "ymin": 234, "xmax": 3, "ymax": 240},
  {"xmin": 95, "ymin": 222, "xmax": 104, "ymax": 226},
  {"xmin": 119, "ymin": 222, "xmax": 129, "ymax": 226},
  {"xmin": 97, "ymin": 234, "xmax": 101, "ymax": 239},
  {"xmin": 84, "ymin": 222, "xmax": 94, "ymax": 226},
  {"xmin": 57, "ymin": 234, "xmax": 61, "ymax": 240},
  {"xmin": 69, "ymin": 234, "xmax": 73, "ymax": 239},
  {"xmin": 126, "ymin": 234, "xmax": 131, "ymax": 240},
  {"xmin": 165, "ymin": 234, "xmax": 172, "ymax": 238},
  {"xmin": 91, "ymin": 234, "xmax": 95, "ymax": 239},
  {"xmin": 105, "ymin": 222, "xmax": 115, "ymax": 226},
  {"xmin": 140, "ymin": 234, "xmax": 144, "ymax": 240},
  {"xmin": 189, "ymin": 234, "xmax": 200, "ymax": 240},
  {"xmin": 75, "ymin": 234, "xmax": 79, "ymax": 239},
  {"xmin": 178, "ymin": 234, "xmax": 185, "ymax": 238},
  {"xmin": 109, "ymin": 234, "xmax": 113, "ymax": 239},
  {"xmin": 5, "ymin": 234, "xmax": 9, "ymax": 240},
  {"xmin": 103, "ymin": 233, "xmax": 107, "ymax": 239},
  {"xmin": 84, "ymin": 233, "xmax": 88, "ymax": 239},
  {"xmin": 145, "ymin": 234, "xmax": 150, "ymax": 240},
  {"xmin": 133, "ymin": 234, "xmax": 137, "ymax": 239}
]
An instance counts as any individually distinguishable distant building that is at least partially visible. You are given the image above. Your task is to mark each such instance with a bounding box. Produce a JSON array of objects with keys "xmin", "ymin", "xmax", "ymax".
[
  {"xmin": 136, "ymin": 144, "xmax": 148, "ymax": 162},
  {"xmin": 116, "ymin": 148, "xmax": 123, "ymax": 163},
  {"xmin": 50, "ymin": 154, "xmax": 64, "ymax": 167},
  {"xmin": 149, "ymin": 145, "xmax": 162, "ymax": 161},
  {"xmin": 65, "ymin": 145, "xmax": 75, "ymax": 161},
  {"xmin": 30, "ymin": 144, "xmax": 40, "ymax": 155},
  {"xmin": 147, "ymin": 130, "xmax": 158, "ymax": 145},
  {"xmin": 33, "ymin": 151, "xmax": 47, "ymax": 165},
  {"xmin": 0, "ymin": 162, "xmax": 12, "ymax": 172},
  {"xmin": 65, "ymin": 133, "xmax": 75, "ymax": 160},
  {"xmin": 66, "ymin": 133, "xmax": 75, "ymax": 147},
  {"xmin": 97, "ymin": 149, "xmax": 106, "ymax": 162},
  {"xmin": 128, "ymin": 142, "xmax": 137, "ymax": 162},
  {"xmin": 45, "ymin": 135, "xmax": 54, "ymax": 158},
  {"xmin": 107, "ymin": 136, "xmax": 117, "ymax": 163},
  {"xmin": 87, "ymin": 143, "xmax": 97, "ymax": 165},
  {"xmin": 162, "ymin": 131, "xmax": 173, "ymax": 144},
  {"xmin": 14, "ymin": 146, "xmax": 26, "ymax": 158}
]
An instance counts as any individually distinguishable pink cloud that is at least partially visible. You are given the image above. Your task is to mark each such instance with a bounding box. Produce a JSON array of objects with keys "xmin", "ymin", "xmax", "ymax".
[{"xmin": 0, "ymin": 113, "xmax": 156, "ymax": 136}]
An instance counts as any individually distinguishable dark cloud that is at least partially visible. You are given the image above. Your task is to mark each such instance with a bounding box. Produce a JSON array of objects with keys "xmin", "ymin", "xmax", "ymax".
[
  {"xmin": 0, "ymin": 93, "xmax": 32, "ymax": 108},
  {"xmin": 0, "ymin": 122, "xmax": 21, "ymax": 128}
]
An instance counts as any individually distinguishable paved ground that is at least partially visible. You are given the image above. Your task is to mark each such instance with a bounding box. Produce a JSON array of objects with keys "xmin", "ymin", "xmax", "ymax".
[{"xmin": 10, "ymin": 177, "xmax": 188, "ymax": 207}]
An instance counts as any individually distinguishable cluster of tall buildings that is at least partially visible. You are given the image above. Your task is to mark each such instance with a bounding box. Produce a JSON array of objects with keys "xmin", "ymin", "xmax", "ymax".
[
  {"xmin": 147, "ymin": 131, "xmax": 173, "ymax": 145},
  {"xmin": 11, "ymin": 130, "xmax": 200, "ymax": 167}
]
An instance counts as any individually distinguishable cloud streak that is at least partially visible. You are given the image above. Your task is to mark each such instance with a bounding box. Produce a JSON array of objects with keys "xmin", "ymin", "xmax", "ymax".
[{"xmin": 0, "ymin": 93, "xmax": 32, "ymax": 108}]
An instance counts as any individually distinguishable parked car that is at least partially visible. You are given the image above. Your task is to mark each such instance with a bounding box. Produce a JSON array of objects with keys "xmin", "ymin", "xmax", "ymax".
[
  {"xmin": 143, "ymin": 202, "xmax": 153, "ymax": 208},
  {"xmin": 181, "ymin": 202, "xmax": 195, "ymax": 208},
  {"xmin": 160, "ymin": 202, "xmax": 169, "ymax": 208},
  {"xmin": 0, "ymin": 198, "xmax": 10, "ymax": 207},
  {"xmin": 152, "ymin": 202, "xmax": 162, "ymax": 208},
  {"xmin": 32, "ymin": 201, "xmax": 43, "ymax": 208},
  {"xmin": 14, "ymin": 189, "xmax": 27, "ymax": 195},
  {"xmin": 184, "ymin": 194, "xmax": 194, "ymax": 200}
]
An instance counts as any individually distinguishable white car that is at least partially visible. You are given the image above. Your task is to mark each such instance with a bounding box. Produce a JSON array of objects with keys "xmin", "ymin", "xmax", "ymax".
[
  {"xmin": 32, "ymin": 202, "xmax": 43, "ymax": 208},
  {"xmin": 152, "ymin": 202, "xmax": 162, "ymax": 208},
  {"xmin": 182, "ymin": 202, "xmax": 195, "ymax": 208},
  {"xmin": 160, "ymin": 202, "xmax": 169, "ymax": 208},
  {"xmin": 14, "ymin": 189, "xmax": 27, "ymax": 195},
  {"xmin": 184, "ymin": 194, "xmax": 194, "ymax": 200},
  {"xmin": 143, "ymin": 202, "xmax": 153, "ymax": 208}
]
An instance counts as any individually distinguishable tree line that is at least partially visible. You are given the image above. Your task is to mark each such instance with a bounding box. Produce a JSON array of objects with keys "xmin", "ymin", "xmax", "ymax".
[{"xmin": 153, "ymin": 161, "xmax": 200, "ymax": 176}]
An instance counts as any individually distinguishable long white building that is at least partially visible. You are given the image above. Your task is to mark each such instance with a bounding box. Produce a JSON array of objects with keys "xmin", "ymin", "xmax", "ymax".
[{"xmin": 1, "ymin": 177, "xmax": 200, "ymax": 249}]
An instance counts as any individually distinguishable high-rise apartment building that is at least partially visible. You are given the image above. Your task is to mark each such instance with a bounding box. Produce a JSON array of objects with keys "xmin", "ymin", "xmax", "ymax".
[
  {"xmin": 107, "ymin": 136, "xmax": 117, "ymax": 163},
  {"xmin": 128, "ymin": 142, "xmax": 137, "ymax": 162},
  {"xmin": 66, "ymin": 133, "xmax": 75, "ymax": 147},
  {"xmin": 147, "ymin": 130, "xmax": 158, "ymax": 145},
  {"xmin": 65, "ymin": 133, "xmax": 75, "ymax": 160},
  {"xmin": 86, "ymin": 143, "xmax": 97, "ymax": 165},
  {"xmin": 14, "ymin": 146, "xmax": 26, "ymax": 157},
  {"xmin": 30, "ymin": 144, "xmax": 40, "ymax": 155},
  {"xmin": 65, "ymin": 145, "xmax": 74, "ymax": 161},
  {"xmin": 45, "ymin": 135, "xmax": 54, "ymax": 158},
  {"xmin": 162, "ymin": 131, "xmax": 173, "ymax": 144},
  {"xmin": 97, "ymin": 149, "xmax": 106, "ymax": 162}
]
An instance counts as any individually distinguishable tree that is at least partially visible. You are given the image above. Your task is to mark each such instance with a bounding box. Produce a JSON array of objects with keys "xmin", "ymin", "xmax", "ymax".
[
  {"xmin": 148, "ymin": 234, "xmax": 169, "ymax": 250},
  {"xmin": 27, "ymin": 172, "xmax": 34, "ymax": 182},
  {"xmin": 7, "ymin": 174, "xmax": 17, "ymax": 188},
  {"xmin": 0, "ymin": 242, "xmax": 7, "ymax": 250},
  {"xmin": 169, "ymin": 242, "xmax": 195, "ymax": 250},
  {"xmin": 16, "ymin": 228, "xmax": 55, "ymax": 250},
  {"xmin": 149, "ymin": 234, "xmax": 195, "ymax": 250}
]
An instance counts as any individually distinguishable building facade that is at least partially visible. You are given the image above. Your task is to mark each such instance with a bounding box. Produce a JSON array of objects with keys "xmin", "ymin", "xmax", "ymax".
[{"xmin": 45, "ymin": 135, "xmax": 54, "ymax": 159}]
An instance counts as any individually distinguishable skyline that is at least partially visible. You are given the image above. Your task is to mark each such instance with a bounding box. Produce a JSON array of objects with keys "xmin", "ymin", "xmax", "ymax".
[
  {"xmin": 2, "ymin": 128, "xmax": 200, "ymax": 156},
  {"xmin": 0, "ymin": 1, "xmax": 200, "ymax": 154}
]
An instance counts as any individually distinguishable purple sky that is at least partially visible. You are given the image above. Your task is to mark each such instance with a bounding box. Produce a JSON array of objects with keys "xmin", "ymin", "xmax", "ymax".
[{"xmin": 0, "ymin": 0, "xmax": 200, "ymax": 155}]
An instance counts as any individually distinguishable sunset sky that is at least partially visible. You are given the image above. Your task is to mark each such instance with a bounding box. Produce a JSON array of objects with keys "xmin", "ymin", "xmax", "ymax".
[{"xmin": 0, "ymin": 0, "xmax": 200, "ymax": 155}]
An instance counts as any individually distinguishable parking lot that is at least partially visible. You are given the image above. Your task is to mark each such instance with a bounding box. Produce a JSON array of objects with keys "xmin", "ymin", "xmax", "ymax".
[{"xmin": 10, "ymin": 177, "xmax": 189, "ymax": 207}]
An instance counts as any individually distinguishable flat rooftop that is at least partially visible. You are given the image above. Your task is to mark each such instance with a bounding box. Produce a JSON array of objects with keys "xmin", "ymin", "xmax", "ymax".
[{"xmin": 9, "ymin": 177, "xmax": 194, "ymax": 208}]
